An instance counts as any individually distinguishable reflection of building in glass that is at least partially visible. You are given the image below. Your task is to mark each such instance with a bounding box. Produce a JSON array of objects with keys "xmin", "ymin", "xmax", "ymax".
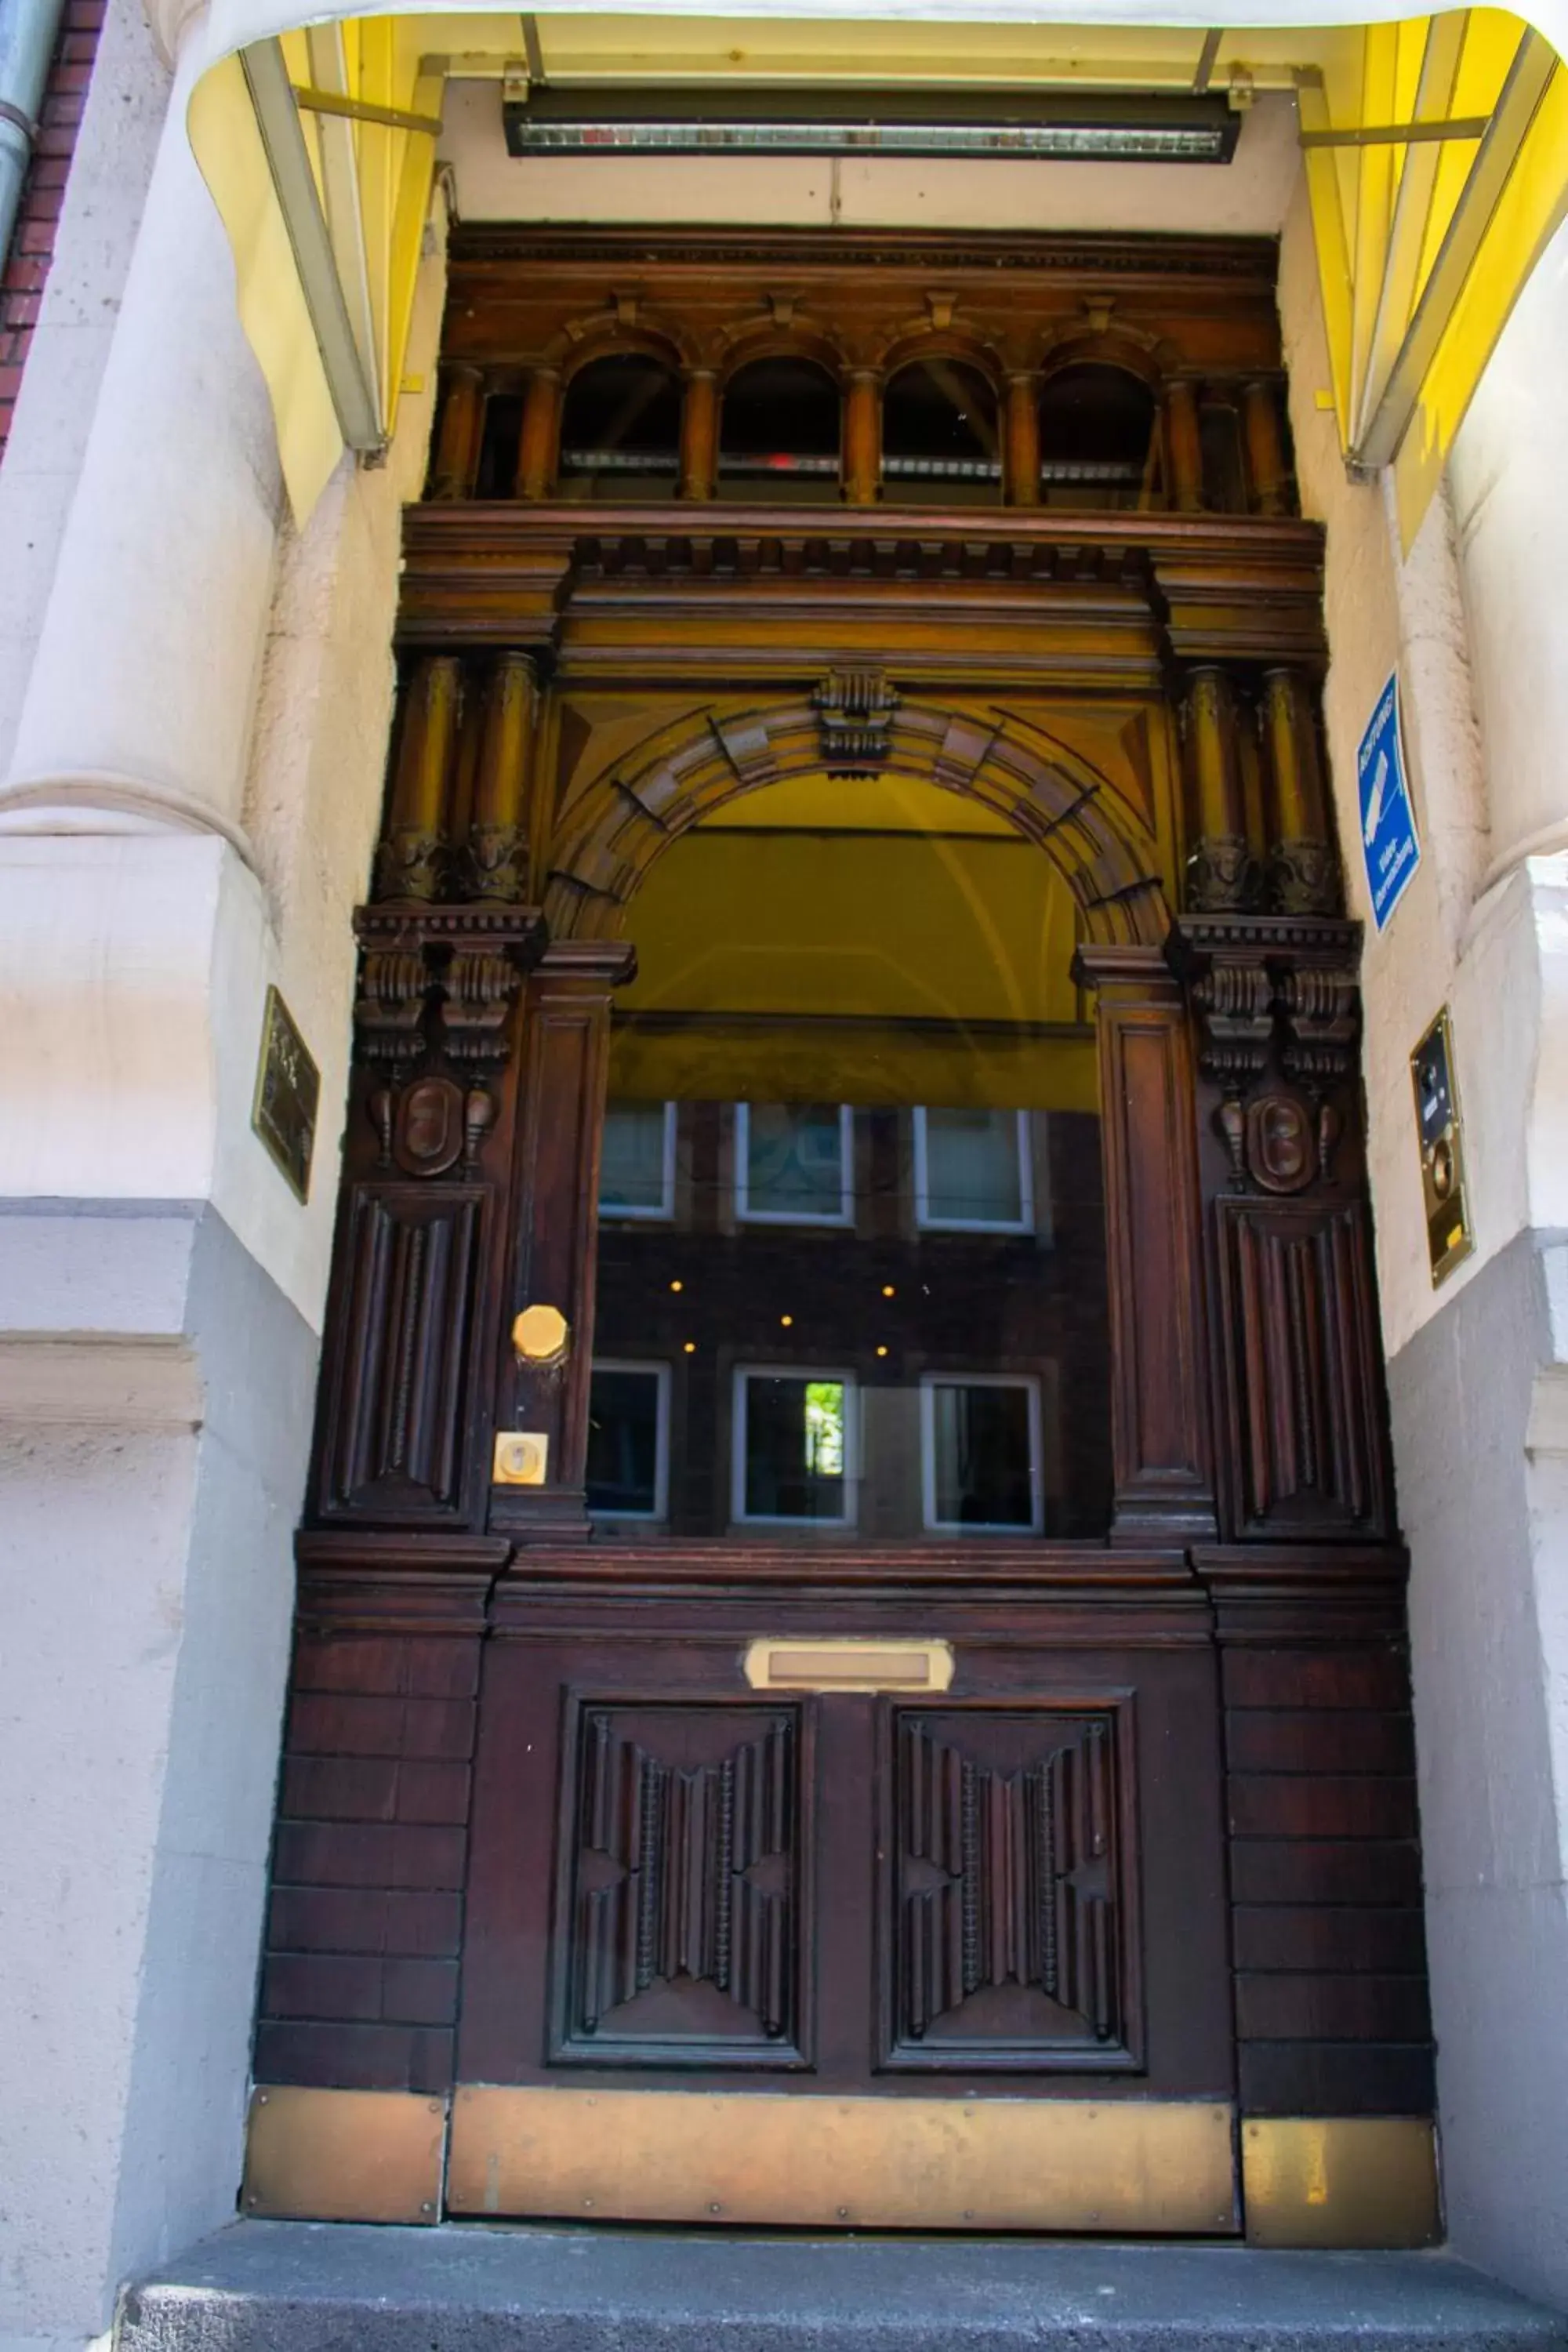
[{"xmin": 590, "ymin": 1098, "xmax": 1109, "ymax": 1537}]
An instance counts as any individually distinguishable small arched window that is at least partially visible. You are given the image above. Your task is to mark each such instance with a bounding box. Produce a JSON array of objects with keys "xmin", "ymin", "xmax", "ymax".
[
  {"xmin": 719, "ymin": 358, "xmax": 840, "ymax": 502},
  {"xmin": 558, "ymin": 354, "xmax": 683, "ymax": 499},
  {"xmin": 1036, "ymin": 364, "xmax": 1157, "ymax": 510},
  {"xmin": 882, "ymin": 361, "xmax": 1000, "ymax": 504}
]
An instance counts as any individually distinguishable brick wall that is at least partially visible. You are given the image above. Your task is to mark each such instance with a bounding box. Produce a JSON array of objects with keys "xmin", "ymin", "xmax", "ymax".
[{"xmin": 0, "ymin": 0, "xmax": 105, "ymax": 459}]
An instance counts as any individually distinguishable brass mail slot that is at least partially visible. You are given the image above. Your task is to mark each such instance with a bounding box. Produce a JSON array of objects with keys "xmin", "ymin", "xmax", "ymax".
[{"xmin": 743, "ymin": 1636, "xmax": 954, "ymax": 1693}]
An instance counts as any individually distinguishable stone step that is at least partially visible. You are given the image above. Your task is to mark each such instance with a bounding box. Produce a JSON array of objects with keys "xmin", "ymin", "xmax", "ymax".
[{"xmin": 115, "ymin": 2222, "xmax": 1568, "ymax": 2352}]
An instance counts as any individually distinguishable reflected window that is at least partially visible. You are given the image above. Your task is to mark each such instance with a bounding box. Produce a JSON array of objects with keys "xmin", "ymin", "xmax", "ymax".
[
  {"xmin": 882, "ymin": 360, "xmax": 1000, "ymax": 502},
  {"xmin": 1036, "ymin": 364, "xmax": 1156, "ymax": 508},
  {"xmin": 719, "ymin": 358, "xmax": 841, "ymax": 499},
  {"xmin": 736, "ymin": 1103, "xmax": 853, "ymax": 1226},
  {"xmin": 586, "ymin": 1362, "xmax": 670, "ymax": 1519},
  {"xmin": 922, "ymin": 1375, "xmax": 1041, "ymax": 1533},
  {"xmin": 600, "ymin": 1099, "xmax": 676, "ymax": 1218},
  {"xmin": 735, "ymin": 1369, "xmax": 855, "ymax": 1526},
  {"xmin": 915, "ymin": 1107, "xmax": 1033, "ymax": 1232},
  {"xmin": 559, "ymin": 354, "xmax": 682, "ymax": 499}
]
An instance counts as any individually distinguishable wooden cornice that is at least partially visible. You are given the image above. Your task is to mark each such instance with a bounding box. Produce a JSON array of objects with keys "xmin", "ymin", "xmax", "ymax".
[
  {"xmin": 448, "ymin": 223, "xmax": 1282, "ymax": 289},
  {"xmin": 397, "ymin": 503, "xmax": 1328, "ymax": 677}
]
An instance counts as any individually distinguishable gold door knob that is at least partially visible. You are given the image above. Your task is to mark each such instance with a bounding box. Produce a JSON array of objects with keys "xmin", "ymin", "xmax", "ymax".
[{"xmin": 512, "ymin": 1303, "xmax": 569, "ymax": 1364}]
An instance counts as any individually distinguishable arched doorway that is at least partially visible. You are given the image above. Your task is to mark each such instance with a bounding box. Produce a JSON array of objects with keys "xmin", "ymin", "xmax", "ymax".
[{"xmin": 251, "ymin": 229, "xmax": 1428, "ymax": 2252}]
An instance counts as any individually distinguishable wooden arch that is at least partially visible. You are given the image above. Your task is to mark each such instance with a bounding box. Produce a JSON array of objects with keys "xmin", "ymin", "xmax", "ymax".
[
  {"xmin": 543, "ymin": 696, "xmax": 1169, "ymax": 947},
  {"xmin": 544, "ymin": 310, "xmax": 698, "ymax": 379}
]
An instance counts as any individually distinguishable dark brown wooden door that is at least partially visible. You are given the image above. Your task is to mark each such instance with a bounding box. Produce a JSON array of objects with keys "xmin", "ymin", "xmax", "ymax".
[{"xmin": 454, "ymin": 1563, "xmax": 1236, "ymax": 2227}]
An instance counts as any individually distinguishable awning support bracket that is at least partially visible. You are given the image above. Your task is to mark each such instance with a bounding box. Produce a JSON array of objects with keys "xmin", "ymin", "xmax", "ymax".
[{"xmin": 240, "ymin": 36, "xmax": 384, "ymax": 455}]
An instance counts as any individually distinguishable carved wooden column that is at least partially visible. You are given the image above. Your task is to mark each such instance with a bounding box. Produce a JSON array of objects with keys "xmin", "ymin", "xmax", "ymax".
[
  {"xmin": 1241, "ymin": 377, "xmax": 1290, "ymax": 517},
  {"xmin": 514, "ymin": 365, "xmax": 562, "ymax": 501},
  {"xmin": 375, "ymin": 655, "xmax": 462, "ymax": 902},
  {"xmin": 1261, "ymin": 667, "xmax": 1338, "ymax": 914},
  {"xmin": 1175, "ymin": 916, "xmax": 1391, "ymax": 1543},
  {"xmin": 307, "ymin": 901, "xmax": 546, "ymax": 1531},
  {"xmin": 679, "ymin": 368, "xmax": 720, "ymax": 500},
  {"xmin": 1163, "ymin": 378, "xmax": 1204, "ymax": 513},
  {"xmin": 429, "ymin": 365, "xmax": 485, "ymax": 500},
  {"xmin": 1183, "ymin": 666, "xmax": 1261, "ymax": 913},
  {"xmin": 491, "ymin": 938, "xmax": 637, "ymax": 1538},
  {"xmin": 843, "ymin": 369, "xmax": 882, "ymax": 504},
  {"xmin": 1003, "ymin": 372, "xmax": 1040, "ymax": 507},
  {"xmin": 462, "ymin": 652, "xmax": 538, "ymax": 903},
  {"xmin": 1075, "ymin": 943, "xmax": 1216, "ymax": 1543}
]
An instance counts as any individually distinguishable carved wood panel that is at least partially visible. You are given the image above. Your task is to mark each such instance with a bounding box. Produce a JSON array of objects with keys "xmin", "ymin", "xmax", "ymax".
[
  {"xmin": 553, "ymin": 1703, "xmax": 805, "ymax": 2063},
  {"xmin": 318, "ymin": 1185, "xmax": 488, "ymax": 1521},
  {"xmin": 884, "ymin": 1704, "xmax": 1139, "ymax": 2071},
  {"xmin": 456, "ymin": 1588, "xmax": 1233, "ymax": 2105},
  {"xmin": 1214, "ymin": 1194, "xmax": 1392, "ymax": 1539}
]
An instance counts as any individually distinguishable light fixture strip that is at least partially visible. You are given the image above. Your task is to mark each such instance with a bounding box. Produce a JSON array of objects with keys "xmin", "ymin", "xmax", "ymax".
[{"xmin": 507, "ymin": 119, "xmax": 1232, "ymax": 160}]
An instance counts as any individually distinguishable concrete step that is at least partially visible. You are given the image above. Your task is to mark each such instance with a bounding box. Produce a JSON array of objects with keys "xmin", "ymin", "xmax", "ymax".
[{"xmin": 115, "ymin": 2221, "xmax": 1568, "ymax": 2352}]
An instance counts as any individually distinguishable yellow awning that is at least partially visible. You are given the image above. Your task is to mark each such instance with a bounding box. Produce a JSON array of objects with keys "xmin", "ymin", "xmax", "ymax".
[{"xmin": 186, "ymin": 5, "xmax": 1568, "ymax": 542}]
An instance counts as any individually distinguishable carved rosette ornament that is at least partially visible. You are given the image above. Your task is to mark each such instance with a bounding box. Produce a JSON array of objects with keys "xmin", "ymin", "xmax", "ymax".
[
  {"xmin": 1271, "ymin": 837, "xmax": 1339, "ymax": 918},
  {"xmin": 462, "ymin": 823, "xmax": 530, "ymax": 906},
  {"xmin": 1187, "ymin": 834, "xmax": 1262, "ymax": 916},
  {"xmin": 374, "ymin": 828, "xmax": 447, "ymax": 904}
]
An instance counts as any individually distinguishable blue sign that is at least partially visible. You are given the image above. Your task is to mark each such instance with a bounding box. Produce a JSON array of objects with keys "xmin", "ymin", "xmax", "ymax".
[{"xmin": 1356, "ymin": 673, "xmax": 1420, "ymax": 932}]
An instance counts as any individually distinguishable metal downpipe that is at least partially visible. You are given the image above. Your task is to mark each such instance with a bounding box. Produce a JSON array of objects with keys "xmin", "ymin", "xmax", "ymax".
[{"xmin": 0, "ymin": 0, "xmax": 66, "ymax": 284}]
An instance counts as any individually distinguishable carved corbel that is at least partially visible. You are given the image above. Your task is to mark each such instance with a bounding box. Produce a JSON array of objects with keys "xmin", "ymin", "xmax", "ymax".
[
  {"xmin": 1173, "ymin": 913, "xmax": 1362, "ymax": 1192},
  {"xmin": 1278, "ymin": 956, "xmax": 1360, "ymax": 1091},
  {"xmin": 351, "ymin": 905, "xmax": 547, "ymax": 1174},
  {"xmin": 1174, "ymin": 920, "xmax": 1273, "ymax": 1185}
]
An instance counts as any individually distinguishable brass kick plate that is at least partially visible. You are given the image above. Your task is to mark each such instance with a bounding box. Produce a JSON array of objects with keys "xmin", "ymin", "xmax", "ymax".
[
  {"xmin": 744, "ymin": 1635, "xmax": 954, "ymax": 1693},
  {"xmin": 448, "ymin": 2086, "xmax": 1236, "ymax": 2233},
  {"xmin": 1243, "ymin": 2117, "xmax": 1441, "ymax": 2247},
  {"xmin": 243, "ymin": 2085, "xmax": 446, "ymax": 2224}
]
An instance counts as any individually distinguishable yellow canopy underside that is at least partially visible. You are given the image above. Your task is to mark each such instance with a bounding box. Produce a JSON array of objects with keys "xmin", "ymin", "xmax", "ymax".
[{"xmin": 187, "ymin": 7, "xmax": 1568, "ymax": 543}]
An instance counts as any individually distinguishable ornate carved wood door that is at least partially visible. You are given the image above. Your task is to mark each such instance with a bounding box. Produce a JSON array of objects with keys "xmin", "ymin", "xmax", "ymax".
[{"xmin": 246, "ymin": 228, "xmax": 1435, "ymax": 2253}]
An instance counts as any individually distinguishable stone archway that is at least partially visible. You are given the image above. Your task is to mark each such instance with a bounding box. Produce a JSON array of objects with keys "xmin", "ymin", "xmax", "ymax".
[{"xmin": 542, "ymin": 694, "xmax": 1171, "ymax": 949}]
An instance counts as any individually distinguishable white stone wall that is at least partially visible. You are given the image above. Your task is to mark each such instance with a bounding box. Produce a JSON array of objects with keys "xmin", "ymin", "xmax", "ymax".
[
  {"xmin": 0, "ymin": 23, "xmax": 447, "ymax": 2336},
  {"xmin": 1281, "ymin": 172, "xmax": 1568, "ymax": 2308}
]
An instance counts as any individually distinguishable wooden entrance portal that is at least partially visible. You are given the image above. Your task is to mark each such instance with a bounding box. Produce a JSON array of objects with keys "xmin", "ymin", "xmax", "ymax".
[{"xmin": 244, "ymin": 231, "xmax": 1436, "ymax": 2249}]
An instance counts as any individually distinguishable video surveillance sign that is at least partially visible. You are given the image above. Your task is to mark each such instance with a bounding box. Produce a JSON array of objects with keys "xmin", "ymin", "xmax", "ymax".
[{"xmin": 1357, "ymin": 673, "xmax": 1421, "ymax": 931}]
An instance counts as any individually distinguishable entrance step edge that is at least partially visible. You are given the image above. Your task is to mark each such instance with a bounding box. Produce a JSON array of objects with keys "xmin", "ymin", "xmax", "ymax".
[{"xmin": 114, "ymin": 2221, "xmax": 1568, "ymax": 2352}]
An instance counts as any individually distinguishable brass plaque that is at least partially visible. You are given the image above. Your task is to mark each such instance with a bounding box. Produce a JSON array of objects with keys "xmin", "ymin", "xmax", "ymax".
[
  {"xmin": 744, "ymin": 1635, "xmax": 954, "ymax": 1693},
  {"xmin": 242, "ymin": 2085, "xmax": 446, "ymax": 2224},
  {"xmin": 1243, "ymin": 2117, "xmax": 1440, "ymax": 2248},
  {"xmin": 494, "ymin": 1429, "xmax": 550, "ymax": 1485},
  {"xmin": 448, "ymin": 2087, "xmax": 1236, "ymax": 2233},
  {"xmin": 1410, "ymin": 1008, "xmax": 1472, "ymax": 1286},
  {"xmin": 252, "ymin": 984, "xmax": 320, "ymax": 1203}
]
